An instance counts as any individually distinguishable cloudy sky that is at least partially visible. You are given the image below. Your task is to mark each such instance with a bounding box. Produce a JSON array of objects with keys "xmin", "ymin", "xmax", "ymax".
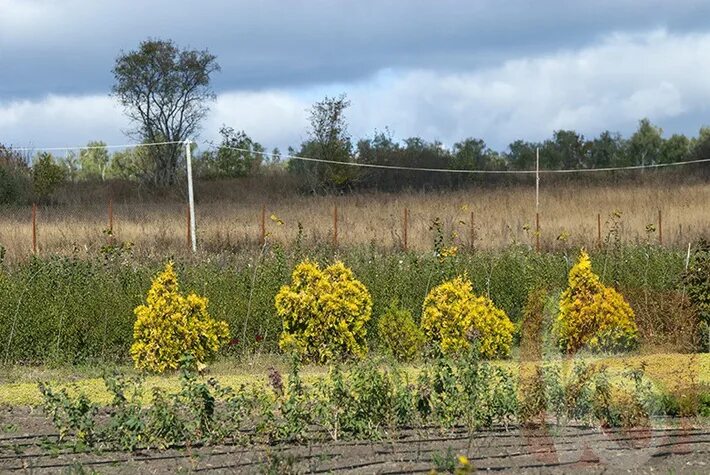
[{"xmin": 2, "ymin": 0, "xmax": 710, "ymax": 153}]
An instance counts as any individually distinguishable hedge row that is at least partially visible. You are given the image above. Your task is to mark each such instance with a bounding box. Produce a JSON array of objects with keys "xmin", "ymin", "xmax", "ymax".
[{"xmin": 0, "ymin": 245, "xmax": 688, "ymax": 364}]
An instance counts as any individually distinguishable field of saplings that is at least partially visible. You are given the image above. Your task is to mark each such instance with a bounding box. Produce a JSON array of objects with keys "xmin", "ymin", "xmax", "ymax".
[{"xmin": 0, "ymin": 228, "xmax": 708, "ymax": 472}]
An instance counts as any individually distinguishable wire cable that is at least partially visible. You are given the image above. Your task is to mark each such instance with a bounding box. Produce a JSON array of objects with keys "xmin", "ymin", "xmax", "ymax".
[
  {"xmin": 6, "ymin": 140, "xmax": 186, "ymax": 152},
  {"xmin": 219, "ymin": 145, "xmax": 710, "ymax": 175},
  {"xmin": 6, "ymin": 140, "xmax": 709, "ymax": 174}
]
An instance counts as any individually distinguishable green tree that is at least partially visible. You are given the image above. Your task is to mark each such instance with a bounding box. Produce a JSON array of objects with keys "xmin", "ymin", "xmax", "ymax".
[
  {"xmin": 202, "ymin": 126, "xmax": 264, "ymax": 177},
  {"xmin": 692, "ymin": 126, "xmax": 710, "ymax": 161},
  {"xmin": 452, "ymin": 138, "xmax": 503, "ymax": 171},
  {"xmin": 58, "ymin": 151, "xmax": 80, "ymax": 182},
  {"xmin": 289, "ymin": 94, "xmax": 354, "ymax": 190},
  {"xmin": 589, "ymin": 131, "xmax": 626, "ymax": 168},
  {"xmin": 0, "ymin": 145, "xmax": 32, "ymax": 204},
  {"xmin": 107, "ymin": 146, "xmax": 152, "ymax": 181},
  {"xmin": 627, "ymin": 118, "xmax": 663, "ymax": 166},
  {"xmin": 112, "ymin": 39, "xmax": 220, "ymax": 186},
  {"xmin": 661, "ymin": 134, "xmax": 691, "ymax": 164},
  {"xmin": 506, "ymin": 140, "xmax": 538, "ymax": 170},
  {"xmin": 78, "ymin": 141, "xmax": 110, "ymax": 180},
  {"xmin": 32, "ymin": 152, "xmax": 66, "ymax": 200},
  {"xmin": 268, "ymin": 147, "xmax": 282, "ymax": 166},
  {"xmin": 543, "ymin": 130, "xmax": 589, "ymax": 169}
]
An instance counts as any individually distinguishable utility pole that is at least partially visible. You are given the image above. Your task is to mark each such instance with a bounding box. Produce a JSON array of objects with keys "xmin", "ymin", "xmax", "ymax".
[{"xmin": 185, "ymin": 140, "xmax": 197, "ymax": 253}]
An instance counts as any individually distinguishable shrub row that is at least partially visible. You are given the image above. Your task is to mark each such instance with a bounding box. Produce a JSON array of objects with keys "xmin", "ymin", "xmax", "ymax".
[{"xmin": 0, "ymin": 244, "xmax": 701, "ymax": 365}]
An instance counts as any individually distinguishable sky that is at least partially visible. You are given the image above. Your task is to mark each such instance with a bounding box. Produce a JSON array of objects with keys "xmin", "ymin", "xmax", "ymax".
[{"xmin": 2, "ymin": 0, "xmax": 710, "ymax": 154}]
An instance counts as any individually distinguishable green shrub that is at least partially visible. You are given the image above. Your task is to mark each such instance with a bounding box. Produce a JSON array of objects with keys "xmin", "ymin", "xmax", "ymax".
[
  {"xmin": 555, "ymin": 250, "xmax": 638, "ymax": 353},
  {"xmin": 275, "ymin": 260, "xmax": 372, "ymax": 362},
  {"xmin": 683, "ymin": 239, "xmax": 710, "ymax": 327},
  {"xmin": 131, "ymin": 262, "xmax": 230, "ymax": 373},
  {"xmin": 377, "ymin": 301, "xmax": 424, "ymax": 362},
  {"xmin": 421, "ymin": 275, "xmax": 514, "ymax": 358}
]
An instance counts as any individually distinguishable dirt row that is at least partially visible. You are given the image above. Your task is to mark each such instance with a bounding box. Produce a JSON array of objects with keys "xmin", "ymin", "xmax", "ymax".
[{"xmin": 1, "ymin": 408, "xmax": 708, "ymax": 473}]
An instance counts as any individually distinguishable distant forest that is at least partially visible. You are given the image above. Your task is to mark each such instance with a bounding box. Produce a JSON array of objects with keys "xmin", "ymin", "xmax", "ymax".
[{"xmin": 2, "ymin": 96, "xmax": 709, "ymax": 203}]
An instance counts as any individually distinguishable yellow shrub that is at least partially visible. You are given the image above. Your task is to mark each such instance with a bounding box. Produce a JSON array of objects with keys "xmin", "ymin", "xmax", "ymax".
[
  {"xmin": 421, "ymin": 275, "xmax": 514, "ymax": 358},
  {"xmin": 275, "ymin": 260, "xmax": 372, "ymax": 363},
  {"xmin": 555, "ymin": 250, "xmax": 638, "ymax": 353},
  {"xmin": 130, "ymin": 262, "xmax": 229, "ymax": 373}
]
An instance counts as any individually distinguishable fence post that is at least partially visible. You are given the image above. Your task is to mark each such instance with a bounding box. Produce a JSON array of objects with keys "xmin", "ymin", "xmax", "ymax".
[
  {"xmin": 535, "ymin": 212, "xmax": 540, "ymax": 252},
  {"xmin": 403, "ymin": 208, "xmax": 409, "ymax": 251},
  {"xmin": 658, "ymin": 209, "xmax": 663, "ymax": 246},
  {"xmin": 108, "ymin": 197, "xmax": 114, "ymax": 244},
  {"xmin": 108, "ymin": 197, "xmax": 114, "ymax": 233},
  {"xmin": 470, "ymin": 210, "xmax": 475, "ymax": 250},
  {"xmin": 260, "ymin": 205, "xmax": 266, "ymax": 246},
  {"xmin": 185, "ymin": 206, "xmax": 191, "ymax": 249},
  {"xmin": 333, "ymin": 204, "xmax": 338, "ymax": 247},
  {"xmin": 597, "ymin": 213, "xmax": 601, "ymax": 249},
  {"xmin": 32, "ymin": 203, "xmax": 37, "ymax": 254}
]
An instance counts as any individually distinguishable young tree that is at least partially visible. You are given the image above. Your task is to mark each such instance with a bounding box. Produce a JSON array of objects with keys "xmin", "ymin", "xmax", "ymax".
[
  {"xmin": 289, "ymin": 94, "xmax": 354, "ymax": 190},
  {"xmin": 59, "ymin": 151, "xmax": 80, "ymax": 183},
  {"xmin": 32, "ymin": 152, "xmax": 66, "ymax": 200},
  {"xmin": 627, "ymin": 118, "xmax": 663, "ymax": 166},
  {"xmin": 78, "ymin": 141, "xmax": 110, "ymax": 181},
  {"xmin": 107, "ymin": 146, "xmax": 152, "ymax": 181},
  {"xmin": 202, "ymin": 126, "xmax": 264, "ymax": 177},
  {"xmin": 112, "ymin": 39, "xmax": 220, "ymax": 186}
]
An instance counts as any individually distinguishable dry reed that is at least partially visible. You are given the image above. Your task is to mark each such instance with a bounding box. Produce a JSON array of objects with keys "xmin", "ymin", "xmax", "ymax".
[{"xmin": 0, "ymin": 180, "xmax": 708, "ymax": 263}]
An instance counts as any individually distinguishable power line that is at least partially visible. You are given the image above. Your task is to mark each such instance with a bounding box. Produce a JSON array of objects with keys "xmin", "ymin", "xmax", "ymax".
[
  {"xmin": 6, "ymin": 140, "xmax": 185, "ymax": 152},
  {"xmin": 6, "ymin": 140, "xmax": 709, "ymax": 174},
  {"xmin": 219, "ymin": 145, "xmax": 710, "ymax": 175}
]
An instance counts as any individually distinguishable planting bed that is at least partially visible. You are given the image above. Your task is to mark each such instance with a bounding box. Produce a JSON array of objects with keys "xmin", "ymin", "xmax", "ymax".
[{"xmin": 0, "ymin": 409, "xmax": 708, "ymax": 473}]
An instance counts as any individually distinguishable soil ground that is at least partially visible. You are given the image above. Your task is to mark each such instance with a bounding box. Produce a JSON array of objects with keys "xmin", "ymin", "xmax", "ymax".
[{"xmin": 1, "ymin": 408, "xmax": 708, "ymax": 474}]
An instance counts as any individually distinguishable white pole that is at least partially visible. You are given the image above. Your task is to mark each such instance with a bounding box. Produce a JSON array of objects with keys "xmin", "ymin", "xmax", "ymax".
[
  {"xmin": 535, "ymin": 147, "xmax": 540, "ymax": 214},
  {"xmin": 185, "ymin": 140, "xmax": 197, "ymax": 253}
]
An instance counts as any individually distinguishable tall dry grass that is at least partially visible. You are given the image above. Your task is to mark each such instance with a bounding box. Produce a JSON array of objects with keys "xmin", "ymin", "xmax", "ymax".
[{"xmin": 1, "ymin": 176, "xmax": 707, "ymax": 263}]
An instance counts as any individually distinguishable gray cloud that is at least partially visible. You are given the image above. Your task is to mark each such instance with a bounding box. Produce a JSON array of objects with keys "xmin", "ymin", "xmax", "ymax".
[
  {"xmin": 3, "ymin": 0, "xmax": 710, "ymax": 99},
  {"xmin": 2, "ymin": 28, "xmax": 710, "ymax": 153}
]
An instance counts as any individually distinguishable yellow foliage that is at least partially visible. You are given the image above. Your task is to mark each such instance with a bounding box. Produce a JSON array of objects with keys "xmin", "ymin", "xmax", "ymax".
[
  {"xmin": 275, "ymin": 260, "xmax": 372, "ymax": 363},
  {"xmin": 421, "ymin": 275, "xmax": 514, "ymax": 358},
  {"xmin": 555, "ymin": 250, "xmax": 638, "ymax": 353},
  {"xmin": 130, "ymin": 262, "xmax": 229, "ymax": 373}
]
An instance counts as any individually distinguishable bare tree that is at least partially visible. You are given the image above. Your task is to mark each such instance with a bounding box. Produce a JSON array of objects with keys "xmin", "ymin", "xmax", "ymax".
[{"xmin": 112, "ymin": 39, "xmax": 220, "ymax": 186}]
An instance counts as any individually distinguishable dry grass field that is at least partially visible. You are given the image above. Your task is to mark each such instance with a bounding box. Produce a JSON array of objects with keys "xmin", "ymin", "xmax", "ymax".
[{"xmin": 0, "ymin": 177, "xmax": 708, "ymax": 262}]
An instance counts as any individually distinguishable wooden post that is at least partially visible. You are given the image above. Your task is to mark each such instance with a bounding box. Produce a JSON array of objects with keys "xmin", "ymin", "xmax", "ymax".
[
  {"xmin": 535, "ymin": 212, "xmax": 540, "ymax": 252},
  {"xmin": 260, "ymin": 205, "xmax": 266, "ymax": 246},
  {"xmin": 403, "ymin": 208, "xmax": 409, "ymax": 251},
  {"xmin": 186, "ymin": 206, "xmax": 191, "ymax": 249},
  {"xmin": 333, "ymin": 204, "xmax": 338, "ymax": 247},
  {"xmin": 597, "ymin": 213, "xmax": 601, "ymax": 249},
  {"xmin": 108, "ymin": 198, "xmax": 114, "ymax": 233},
  {"xmin": 470, "ymin": 210, "xmax": 475, "ymax": 249},
  {"xmin": 32, "ymin": 203, "xmax": 37, "ymax": 254},
  {"xmin": 108, "ymin": 198, "xmax": 114, "ymax": 244},
  {"xmin": 658, "ymin": 209, "xmax": 663, "ymax": 246}
]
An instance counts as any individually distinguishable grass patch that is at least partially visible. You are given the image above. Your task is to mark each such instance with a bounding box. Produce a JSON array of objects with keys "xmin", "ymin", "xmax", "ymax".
[{"xmin": 1, "ymin": 352, "xmax": 707, "ymax": 407}]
